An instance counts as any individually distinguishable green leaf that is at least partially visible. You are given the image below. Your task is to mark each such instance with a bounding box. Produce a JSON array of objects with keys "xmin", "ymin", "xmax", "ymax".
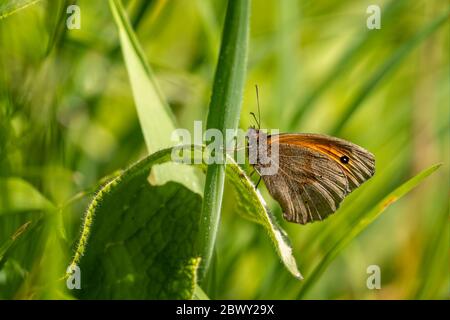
[
  {"xmin": 297, "ymin": 163, "xmax": 442, "ymax": 298},
  {"xmin": 199, "ymin": 0, "xmax": 250, "ymax": 280},
  {"xmin": 69, "ymin": 148, "xmax": 202, "ymax": 299},
  {"xmin": 109, "ymin": 0, "xmax": 202, "ymax": 195},
  {"xmin": 0, "ymin": 0, "xmax": 41, "ymax": 20},
  {"xmin": 69, "ymin": 144, "xmax": 301, "ymax": 298},
  {"xmin": 224, "ymin": 155, "xmax": 302, "ymax": 279},
  {"xmin": 0, "ymin": 177, "xmax": 55, "ymax": 214}
]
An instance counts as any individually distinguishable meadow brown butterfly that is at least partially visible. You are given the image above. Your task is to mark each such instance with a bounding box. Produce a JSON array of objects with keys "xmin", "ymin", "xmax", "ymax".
[{"xmin": 247, "ymin": 87, "xmax": 375, "ymax": 225}]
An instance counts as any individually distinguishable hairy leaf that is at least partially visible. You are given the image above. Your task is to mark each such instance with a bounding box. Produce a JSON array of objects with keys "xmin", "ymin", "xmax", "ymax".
[{"xmin": 70, "ymin": 148, "xmax": 202, "ymax": 299}]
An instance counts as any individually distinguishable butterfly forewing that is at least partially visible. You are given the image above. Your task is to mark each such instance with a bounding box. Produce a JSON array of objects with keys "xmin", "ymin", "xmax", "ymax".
[{"xmin": 275, "ymin": 134, "xmax": 375, "ymax": 190}]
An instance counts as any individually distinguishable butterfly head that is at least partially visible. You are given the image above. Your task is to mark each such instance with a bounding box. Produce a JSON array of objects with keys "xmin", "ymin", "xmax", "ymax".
[{"xmin": 246, "ymin": 126, "xmax": 259, "ymax": 142}]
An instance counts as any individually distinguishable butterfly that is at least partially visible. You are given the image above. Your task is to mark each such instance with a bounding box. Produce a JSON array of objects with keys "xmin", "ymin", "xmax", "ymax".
[{"xmin": 247, "ymin": 87, "xmax": 375, "ymax": 225}]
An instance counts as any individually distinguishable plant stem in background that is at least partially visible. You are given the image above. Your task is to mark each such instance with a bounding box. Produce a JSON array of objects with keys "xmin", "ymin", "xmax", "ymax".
[{"xmin": 197, "ymin": 0, "xmax": 250, "ymax": 281}]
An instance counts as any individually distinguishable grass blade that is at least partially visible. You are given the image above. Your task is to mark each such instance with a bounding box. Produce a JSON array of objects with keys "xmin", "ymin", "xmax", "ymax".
[
  {"xmin": 413, "ymin": 205, "xmax": 449, "ymax": 299},
  {"xmin": 330, "ymin": 11, "xmax": 449, "ymax": 135},
  {"xmin": 0, "ymin": 178, "xmax": 55, "ymax": 214},
  {"xmin": 0, "ymin": 221, "xmax": 32, "ymax": 265},
  {"xmin": 0, "ymin": 0, "xmax": 41, "ymax": 20},
  {"xmin": 287, "ymin": 0, "xmax": 406, "ymax": 130},
  {"xmin": 297, "ymin": 163, "xmax": 442, "ymax": 298},
  {"xmin": 109, "ymin": 0, "xmax": 201, "ymax": 194},
  {"xmin": 195, "ymin": 0, "xmax": 220, "ymax": 62},
  {"xmin": 198, "ymin": 0, "xmax": 250, "ymax": 280}
]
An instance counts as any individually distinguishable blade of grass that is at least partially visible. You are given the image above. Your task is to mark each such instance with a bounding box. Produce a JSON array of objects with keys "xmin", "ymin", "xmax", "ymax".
[
  {"xmin": 271, "ymin": 0, "xmax": 298, "ymax": 124},
  {"xmin": 413, "ymin": 204, "xmax": 449, "ymax": 299},
  {"xmin": 44, "ymin": 0, "xmax": 70, "ymax": 57},
  {"xmin": 0, "ymin": 177, "xmax": 55, "ymax": 214},
  {"xmin": 287, "ymin": 0, "xmax": 406, "ymax": 130},
  {"xmin": 195, "ymin": 0, "xmax": 220, "ymax": 62},
  {"xmin": 129, "ymin": 0, "xmax": 155, "ymax": 30},
  {"xmin": 0, "ymin": 221, "xmax": 32, "ymax": 265},
  {"xmin": 109, "ymin": 0, "xmax": 202, "ymax": 194},
  {"xmin": 297, "ymin": 163, "xmax": 442, "ymax": 298},
  {"xmin": 198, "ymin": 0, "xmax": 250, "ymax": 281},
  {"xmin": 330, "ymin": 10, "xmax": 449, "ymax": 135},
  {"xmin": 0, "ymin": 0, "xmax": 41, "ymax": 20}
]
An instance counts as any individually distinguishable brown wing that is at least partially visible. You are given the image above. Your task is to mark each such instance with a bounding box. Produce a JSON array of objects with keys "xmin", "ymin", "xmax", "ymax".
[{"xmin": 256, "ymin": 133, "xmax": 375, "ymax": 224}]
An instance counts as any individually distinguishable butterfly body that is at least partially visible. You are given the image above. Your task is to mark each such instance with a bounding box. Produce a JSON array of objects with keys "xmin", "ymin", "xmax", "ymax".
[{"xmin": 247, "ymin": 128, "xmax": 375, "ymax": 224}]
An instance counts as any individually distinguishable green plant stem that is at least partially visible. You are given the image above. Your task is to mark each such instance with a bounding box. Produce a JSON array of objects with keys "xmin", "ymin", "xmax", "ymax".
[{"xmin": 197, "ymin": 0, "xmax": 250, "ymax": 282}]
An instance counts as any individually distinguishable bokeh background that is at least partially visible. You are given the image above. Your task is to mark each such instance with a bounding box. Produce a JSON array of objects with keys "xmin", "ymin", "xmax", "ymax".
[{"xmin": 0, "ymin": 0, "xmax": 448, "ymax": 299}]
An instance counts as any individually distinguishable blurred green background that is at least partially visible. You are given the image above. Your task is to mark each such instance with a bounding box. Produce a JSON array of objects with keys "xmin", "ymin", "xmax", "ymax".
[{"xmin": 0, "ymin": 0, "xmax": 448, "ymax": 299}]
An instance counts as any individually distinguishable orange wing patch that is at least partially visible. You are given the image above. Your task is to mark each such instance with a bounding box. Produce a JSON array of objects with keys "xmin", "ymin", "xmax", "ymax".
[
  {"xmin": 269, "ymin": 133, "xmax": 375, "ymax": 190},
  {"xmin": 273, "ymin": 134, "xmax": 348, "ymax": 163}
]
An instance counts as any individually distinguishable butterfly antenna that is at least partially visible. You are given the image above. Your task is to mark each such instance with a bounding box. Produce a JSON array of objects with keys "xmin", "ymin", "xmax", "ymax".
[
  {"xmin": 255, "ymin": 85, "xmax": 261, "ymax": 129},
  {"xmin": 250, "ymin": 112, "xmax": 259, "ymax": 128}
]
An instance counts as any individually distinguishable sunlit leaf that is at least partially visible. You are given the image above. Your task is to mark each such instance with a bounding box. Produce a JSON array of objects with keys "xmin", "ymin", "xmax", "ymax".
[{"xmin": 224, "ymin": 155, "xmax": 302, "ymax": 279}]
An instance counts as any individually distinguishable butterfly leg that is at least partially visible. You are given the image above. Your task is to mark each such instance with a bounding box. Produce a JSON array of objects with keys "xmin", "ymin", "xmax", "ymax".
[{"xmin": 255, "ymin": 176, "xmax": 262, "ymax": 189}]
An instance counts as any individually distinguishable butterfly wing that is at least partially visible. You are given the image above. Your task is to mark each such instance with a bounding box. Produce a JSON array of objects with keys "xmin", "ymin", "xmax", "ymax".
[{"xmin": 256, "ymin": 133, "xmax": 375, "ymax": 224}]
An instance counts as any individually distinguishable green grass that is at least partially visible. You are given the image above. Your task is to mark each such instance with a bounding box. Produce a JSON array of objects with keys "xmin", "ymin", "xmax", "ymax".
[
  {"xmin": 296, "ymin": 163, "xmax": 442, "ymax": 298},
  {"xmin": 198, "ymin": 0, "xmax": 250, "ymax": 281},
  {"xmin": 0, "ymin": 0, "xmax": 448, "ymax": 300}
]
